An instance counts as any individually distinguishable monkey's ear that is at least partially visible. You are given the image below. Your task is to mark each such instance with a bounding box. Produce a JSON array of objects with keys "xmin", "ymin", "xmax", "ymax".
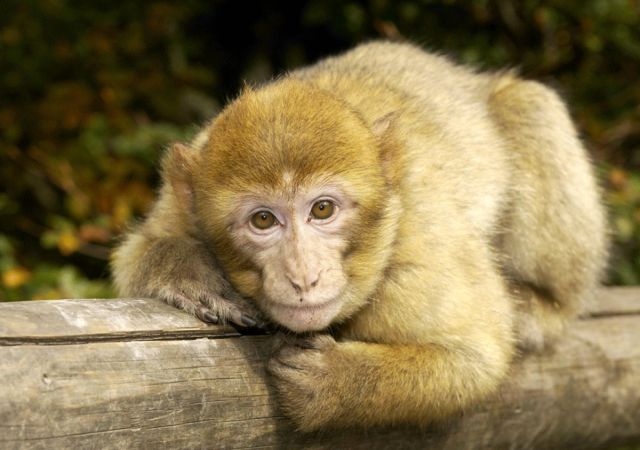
[
  {"xmin": 372, "ymin": 112, "xmax": 395, "ymax": 136},
  {"xmin": 161, "ymin": 142, "xmax": 201, "ymax": 211},
  {"xmin": 372, "ymin": 112, "xmax": 402, "ymax": 185}
]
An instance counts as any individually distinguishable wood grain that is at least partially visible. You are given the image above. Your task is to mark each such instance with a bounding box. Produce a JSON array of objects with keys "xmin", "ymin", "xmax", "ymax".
[{"xmin": 0, "ymin": 288, "xmax": 638, "ymax": 449}]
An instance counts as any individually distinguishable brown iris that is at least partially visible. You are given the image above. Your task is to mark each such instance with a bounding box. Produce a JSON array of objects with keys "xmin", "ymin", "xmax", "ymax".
[
  {"xmin": 251, "ymin": 211, "xmax": 276, "ymax": 229},
  {"xmin": 311, "ymin": 200, "xmax": 335, "ymax": 220}
]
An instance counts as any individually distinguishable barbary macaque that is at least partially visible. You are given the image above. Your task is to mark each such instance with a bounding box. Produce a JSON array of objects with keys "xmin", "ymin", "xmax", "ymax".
[{"xmin": 112, "ymin": 41, "xmax": 608, "ymax": 431}]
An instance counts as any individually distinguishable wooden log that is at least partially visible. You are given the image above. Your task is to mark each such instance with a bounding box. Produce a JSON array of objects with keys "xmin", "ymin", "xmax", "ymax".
[{"xmin": 0, "ymin": 288, "xmax": 638, "ymax": 449}]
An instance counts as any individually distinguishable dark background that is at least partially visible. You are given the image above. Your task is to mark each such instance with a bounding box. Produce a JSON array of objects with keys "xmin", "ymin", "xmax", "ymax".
[{"xmin": 1, "ymin": 0, "xmax": 639, "ymax": 301}]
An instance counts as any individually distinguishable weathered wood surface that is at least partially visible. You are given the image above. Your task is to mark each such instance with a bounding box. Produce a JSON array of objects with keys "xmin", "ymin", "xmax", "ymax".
[{"xmin": 0, "ymin": 288, "xmax": 638, "ymax": 449}]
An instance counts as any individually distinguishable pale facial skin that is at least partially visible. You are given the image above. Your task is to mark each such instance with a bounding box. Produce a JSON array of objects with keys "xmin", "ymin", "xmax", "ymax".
[{"xmin": 228, "ymin": 182, "xmax": 356, "ymax": 332}]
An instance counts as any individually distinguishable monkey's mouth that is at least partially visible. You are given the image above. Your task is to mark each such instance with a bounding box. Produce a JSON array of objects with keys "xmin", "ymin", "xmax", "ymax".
[{"xmin": 264, "ymin": 298, "xmax": 342, "ymax": 333}]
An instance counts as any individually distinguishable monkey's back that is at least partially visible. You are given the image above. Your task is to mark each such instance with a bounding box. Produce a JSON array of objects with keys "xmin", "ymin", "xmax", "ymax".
[
  {"xmin": 292, "ymin": 41, "xmax": 512, "ymax": 239},
  {"xmin": 294, "ymin": 42, "xmax": 607, "ymax": 328}
]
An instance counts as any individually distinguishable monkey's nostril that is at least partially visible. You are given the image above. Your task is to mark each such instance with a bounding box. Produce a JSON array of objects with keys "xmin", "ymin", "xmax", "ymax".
[
  {"xmin": 288, "ymin": 274, "xmax": 319, "ymax": 292},
  {"xmin": 309, "ymin": 270, "xmax": 321, "ymax": 289},
  {"xmin": 288, "ymin": 277, "xmax": 302, "ymax": 293}
]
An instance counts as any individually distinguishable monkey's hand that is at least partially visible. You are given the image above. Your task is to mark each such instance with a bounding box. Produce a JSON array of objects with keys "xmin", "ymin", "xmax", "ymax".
[
  {"xmin": 118, "ymin": 236, "xmax": 264, "ymax": 329},
  {"xmin": 267, "ymin": 333, "xmax": 343, "ymax": 431}
]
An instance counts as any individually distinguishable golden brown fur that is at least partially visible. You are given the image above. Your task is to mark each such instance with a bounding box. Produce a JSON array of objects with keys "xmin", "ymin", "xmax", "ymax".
[{"xmin": 112, "ymin": 41, "xmax": 608, "ymax": 431}]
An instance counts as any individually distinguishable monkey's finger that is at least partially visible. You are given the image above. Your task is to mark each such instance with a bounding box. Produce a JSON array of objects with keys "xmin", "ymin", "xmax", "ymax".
[
  {"xmin": 275, "ymin": 345, "xmax": 323, "ymax": 372},
  {"xmin": 244, "ymin": 315, "xmax": 260, "ymax": 326},
  {"xmin": 269, "ymin": 332, "xmax": 289, "ymax": 354},
  {"xmin": 220, "ymin": 303, "xmax": 261, "ymax": 328},
  {"xmin": 166, "ymin": 291, "xmax": 221, "ymax": 325},
  {"xmin": 202, "ymin": 310, "xmax": 219, "ymax": 324},
  {"xmin": 293, "ymin": 338, "xmax": 320, "ymax": 350},
  {"xmin": 293, "ymin": 334, "xmax": 335, "ymax": 350},
  {"xmin": 199, "ymin": 294, "xmax": 264, "ymax": 329},
  {"xmin": 190, "ymin": 304, "xmax": 219, "ymax": 324},
  {"xmin": 267, "ymin": 356, "xmax": 305, "ymax": 373}
]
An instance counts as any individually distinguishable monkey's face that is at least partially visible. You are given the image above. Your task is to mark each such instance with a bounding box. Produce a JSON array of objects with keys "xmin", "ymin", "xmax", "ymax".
[
  {"xmin": 222, "ymin": 181, "xmax": 355, "ymax": 332},
  {"xmin": 193, "ymin": 80, "xmax": 399, "ymax": 332}
]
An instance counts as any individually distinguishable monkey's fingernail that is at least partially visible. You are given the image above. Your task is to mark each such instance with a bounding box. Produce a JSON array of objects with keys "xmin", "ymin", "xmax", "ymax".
[
  {"xmin": 203, "ymin": 312, "xmax": 219, "ymax": 324},
  {"xmin": 241, "ymin": 315, "xmax": 257, "ymax": 327}
]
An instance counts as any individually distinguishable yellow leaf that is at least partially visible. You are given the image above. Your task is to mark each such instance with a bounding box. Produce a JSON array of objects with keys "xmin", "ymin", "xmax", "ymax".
[
  {"xmin": 32, "ymin": 289, "xmax": 64, "ymax": 300},
  {"xmin": 609, "ymin": 168, "xmax": 627, "ymax": 190},
  {"xmin": 112, "ymin": 197, "xmax": 132, "ymax": 229},
  {"xmin": 79, "ymin": 224, "xmax": 110, "ymax": 243},
  {"xmin": 2, "ymin": 267, "xmax": 32, "ymax": 288},
  {"xmin": 58, "ymin": 231, "xmax": 80, "ymax": 255}
]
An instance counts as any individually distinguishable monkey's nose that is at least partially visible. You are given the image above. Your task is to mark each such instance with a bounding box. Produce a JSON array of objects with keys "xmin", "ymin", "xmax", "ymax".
[{"xmin": 288, "ymin": 272, "xmax": 320, "ymax": 294}]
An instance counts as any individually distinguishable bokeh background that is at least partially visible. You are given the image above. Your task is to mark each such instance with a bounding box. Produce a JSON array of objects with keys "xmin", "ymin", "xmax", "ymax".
[{"xmin": 1, "ymin": 0, "xmax": 639, "ymax": 301}]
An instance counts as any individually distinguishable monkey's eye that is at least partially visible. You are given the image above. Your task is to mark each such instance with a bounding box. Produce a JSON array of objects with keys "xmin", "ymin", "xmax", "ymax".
[
  {"xmin": 251, "ymin": 211, "xmax": 277, "ymax": 229},
  {"xmin": 310, "ymin": 200, "xmax": 335, "ymax": 220}
]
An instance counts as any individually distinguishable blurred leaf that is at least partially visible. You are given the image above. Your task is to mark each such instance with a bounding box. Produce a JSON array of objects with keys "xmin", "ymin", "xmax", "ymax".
[
  {"xmin": 2, "ymin": 267, "xmax": 31, "ymax": 289},
  {"xmin": 57, "ymin": 230, "xmax": 80, "ymax": 256}
]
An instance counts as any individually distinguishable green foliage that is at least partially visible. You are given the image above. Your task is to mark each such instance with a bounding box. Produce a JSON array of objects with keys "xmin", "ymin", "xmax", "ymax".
[
  {"xmin": 0, "ymin": 1, "xmax": 204, "ymax": 300},
  {"xmin": 607, "ymin": 167, "xmax": 640, "ymax": 284},
  {"xmin": 0, "ymin": 0, "xmax": 638, "ymax": 300}
]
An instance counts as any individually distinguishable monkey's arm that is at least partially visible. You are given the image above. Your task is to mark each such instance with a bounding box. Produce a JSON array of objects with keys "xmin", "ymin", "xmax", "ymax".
[
  {"xmin": 268, "ymin": 330, "xmax": 511, "ymax": 431},
  {"xmin": 111, "ymin": 144, "xmax": 262, "ymax": 328},
  {"xmin": 112, "ymin": 231, "xmax": 260, "ymax": 327},
  {"xmin": 269, "ymin": 287, "xmax": 513, "ymax": 431}
]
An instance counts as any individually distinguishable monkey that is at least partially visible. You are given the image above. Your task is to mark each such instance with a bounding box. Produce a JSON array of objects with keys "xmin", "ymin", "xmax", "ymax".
[{"xmin": 111, "ymin": 41, "xmax": 608, "ymax": 431}]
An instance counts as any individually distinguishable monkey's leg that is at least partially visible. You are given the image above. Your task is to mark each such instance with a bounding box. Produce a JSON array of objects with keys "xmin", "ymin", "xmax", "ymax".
[
  {"xmin": 508, "ymin": 281, "xmax": 566, "ymax": 351},
  {"xmin": 112, "ymin": 233, "xmax": 263, "ymax": 328},
  {"xmin": 489, "ymin": 78, "xmax": 608, "ymax": 349}
]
